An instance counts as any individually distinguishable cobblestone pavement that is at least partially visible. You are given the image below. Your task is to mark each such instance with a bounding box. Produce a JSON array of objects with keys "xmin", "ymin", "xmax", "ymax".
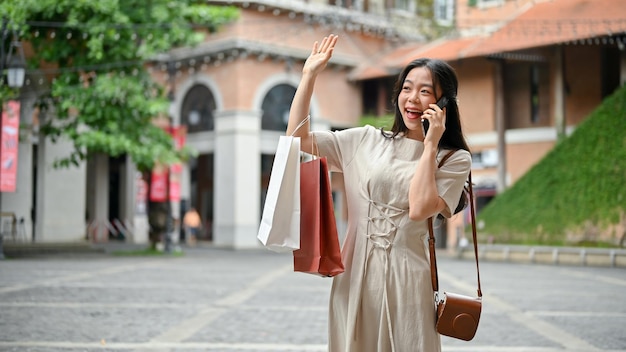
[{"xmin": 0, "ymin": 245, "xmax": 625, "ymax": 352}]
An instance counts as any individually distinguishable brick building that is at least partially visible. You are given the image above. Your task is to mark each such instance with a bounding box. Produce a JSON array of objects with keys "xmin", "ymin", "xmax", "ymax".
[{"xmin": 3, "ymin": 0, "xmax": 625, "ymax": 250}]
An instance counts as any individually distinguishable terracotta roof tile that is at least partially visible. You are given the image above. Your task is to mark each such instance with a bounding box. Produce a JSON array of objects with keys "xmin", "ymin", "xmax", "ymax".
[
  {"xmin": 470, "ymin": 0, "xmax": 626, "ymax": 57},
  {"xmin": 351, "ymin": 0, "xmax": 626, "ymax": 80},
  {"xmin": 394, "ymin": 37, "xmax": 485, "ymax": 64}
]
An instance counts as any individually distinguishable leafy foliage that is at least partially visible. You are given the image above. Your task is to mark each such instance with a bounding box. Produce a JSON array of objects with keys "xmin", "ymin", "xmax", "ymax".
[
  {"xmin": 0, "ymin": 0, "xmax": 238, "ymax": 171},
  {"xmin": 359, "ymin": 114, "xmax": 394, "ymax": 129},
  {"xmin": 476, "ymin": 85, "xmax": 626, "ymax": 245}
]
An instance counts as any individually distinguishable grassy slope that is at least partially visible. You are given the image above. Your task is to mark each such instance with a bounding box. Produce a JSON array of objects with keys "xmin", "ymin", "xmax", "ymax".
[{"xmin": 476, "ymin": 84, "xmax": 626, "ymax": 245}]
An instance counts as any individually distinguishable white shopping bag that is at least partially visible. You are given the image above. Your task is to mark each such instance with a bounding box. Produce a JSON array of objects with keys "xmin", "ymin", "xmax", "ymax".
[{"xmin": 257, "ymin": 135, "xmax": 301, "ymax": 252}]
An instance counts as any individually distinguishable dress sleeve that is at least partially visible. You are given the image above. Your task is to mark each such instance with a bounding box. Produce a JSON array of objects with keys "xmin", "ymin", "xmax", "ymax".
[
  {"xmin": 311, "ymin": 126, "xmax": 371, "ymax": 173},
  {"xmin": 436, "ymin": 149, "xmax": 472, "ymax": 218}
]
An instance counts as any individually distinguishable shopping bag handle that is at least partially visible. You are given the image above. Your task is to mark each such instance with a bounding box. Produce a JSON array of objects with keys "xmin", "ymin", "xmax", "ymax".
[
  {"xmin": 290, "ymin": 114, "xmax": 311, "ymax": 137},
  {"xmin": 291, "ymin": 115, "xmax": 319, "ymax": 158}
]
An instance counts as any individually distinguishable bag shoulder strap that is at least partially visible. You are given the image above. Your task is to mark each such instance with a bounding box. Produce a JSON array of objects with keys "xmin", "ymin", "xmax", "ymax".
[
  {"xmin": 428, "ymin": 149, "xmax": 482, "ymax": 298},
  {"xmin": 437, "ymin": 149, "xmax": 456, "ymax": 168}
]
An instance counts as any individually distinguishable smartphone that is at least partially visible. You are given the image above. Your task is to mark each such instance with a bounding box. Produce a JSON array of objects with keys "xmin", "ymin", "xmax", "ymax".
[
  {"xmin": 436, "ymin": 96, "xmax": 449, "ymax": 109},
  {"xmin": 422, "ymin": 96, "xmax": 449, "ymax": 135}
]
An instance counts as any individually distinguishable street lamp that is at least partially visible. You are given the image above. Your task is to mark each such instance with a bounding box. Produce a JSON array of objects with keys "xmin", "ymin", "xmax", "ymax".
[
  {"xmin": 5, "ymin": 40, "xmax": 26, "ymax": 88},
  {"xmin": 0, "ymin": 18, "xmax": 27, "ymax": 260},
  {"xmin": 1, "ymin": 18, "xmax": 26, "ymax": 89}
]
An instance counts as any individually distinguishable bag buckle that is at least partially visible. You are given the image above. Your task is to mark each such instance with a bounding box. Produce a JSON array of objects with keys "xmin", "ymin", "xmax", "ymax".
[{"xmin": 434, "ymin": 291, "xmax": 445, "ymax": 304}]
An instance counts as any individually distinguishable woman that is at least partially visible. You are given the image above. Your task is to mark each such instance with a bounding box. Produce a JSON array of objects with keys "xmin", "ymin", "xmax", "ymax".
[{"xmin": 287, "ymin": 34, "xmax": 471, "ymax": 352}]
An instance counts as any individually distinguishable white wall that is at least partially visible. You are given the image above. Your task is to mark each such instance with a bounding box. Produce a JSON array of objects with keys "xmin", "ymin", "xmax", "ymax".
[{"xmin": 35, "ymin": 135, "xmax": 86, "ymax": 242}]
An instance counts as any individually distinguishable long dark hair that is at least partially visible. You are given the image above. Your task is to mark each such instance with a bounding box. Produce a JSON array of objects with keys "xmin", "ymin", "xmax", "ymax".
[{"xmin": 383, "ymin": 58, "xmax": 470, "ymax": 152}]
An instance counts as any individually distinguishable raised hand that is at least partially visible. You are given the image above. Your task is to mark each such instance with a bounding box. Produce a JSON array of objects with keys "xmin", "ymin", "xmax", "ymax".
[{"xmin": 302, "ymin": 34, "xmax": 339, "ymax": 76}]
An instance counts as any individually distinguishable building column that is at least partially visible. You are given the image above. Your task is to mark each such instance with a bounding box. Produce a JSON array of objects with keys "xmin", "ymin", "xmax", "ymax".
[
  {"xmin": 120, "ymin": 156, "xmax": 149, "ymax": 244},
  {"xmin": 552, "ymin": 46, "xmax": 566, "ymax": 141},
  {"xmin": 35, "ymin": 135, "xmax": 86, "ymax": 242},
  {"xmin": 86, "ymin": 153, "xmax": 108, "ymax": 242},
  {"xmin": 180, "ymin": 159, "xmax": 191, "ymax": 206},
  {"xmin": 493, "ymin": 59, "xmax": 507, "ymax": 193},
  {"xmin": 1, "ymin": 96, "xmax": 35, "ymax": 242},
  {"xmin": 213, "ymin": 110, "xmax": 261, "ymax": 249}
]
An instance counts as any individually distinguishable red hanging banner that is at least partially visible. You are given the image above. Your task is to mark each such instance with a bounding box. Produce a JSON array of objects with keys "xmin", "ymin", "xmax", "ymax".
[
  {"xmin": 168, "ymin": 126, "xmax": 186, "ymax": 202},
  {"xmin": 149, "ymin": 164, "xmax": 168, "ymax": 202},
  {"xmin": 149, "ymin": 125, "xmax": 187, "ymax": 202},
  {"xmin": 1, "ymin": 101, "xmax": 20, "ymax": 192}
]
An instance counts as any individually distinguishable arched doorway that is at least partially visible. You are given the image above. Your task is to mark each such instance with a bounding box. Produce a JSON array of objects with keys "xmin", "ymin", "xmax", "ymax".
[
  {"xmin": 181, "ymin": 85, "xmax": 215, "ymax": 132},
  {"xmin": 181, "ymin": 84, "xmax": 215, "ymax": 241},
  {"xmin": 261, "ymin": 84, "xmax": 296, "ymax": 131}
]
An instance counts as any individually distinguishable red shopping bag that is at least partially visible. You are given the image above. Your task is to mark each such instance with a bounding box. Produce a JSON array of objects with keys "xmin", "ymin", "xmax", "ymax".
[{"xmin": 293, "ymin": 157, "xmax": 344, "ymax": 277}]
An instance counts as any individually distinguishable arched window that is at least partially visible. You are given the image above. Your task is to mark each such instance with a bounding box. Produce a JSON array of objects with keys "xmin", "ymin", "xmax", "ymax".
[
  {"xmin": 261, "ymin": 84, "xmax": 297, "ymax": 131},
  {"xmin": 181, "ymin": 85, "xmax": 215, "ymax": 132}
]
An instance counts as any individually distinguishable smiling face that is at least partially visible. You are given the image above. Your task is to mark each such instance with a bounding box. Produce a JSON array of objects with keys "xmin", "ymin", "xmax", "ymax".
[{"xmin": 397, "ymin": 66, "xmax": 441, "ymax": 140}]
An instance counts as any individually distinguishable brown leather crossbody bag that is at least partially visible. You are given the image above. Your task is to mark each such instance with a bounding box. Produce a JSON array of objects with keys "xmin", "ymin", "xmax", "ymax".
[{"xmin": 428, "ymin": 150, "xmax": 483, "ymax": 341}]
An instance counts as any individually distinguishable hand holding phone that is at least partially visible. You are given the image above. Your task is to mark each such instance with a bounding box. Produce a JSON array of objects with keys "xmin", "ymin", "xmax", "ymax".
[{"xmin": 422, "ymin": 96, "xmax": 449, "ymax": 135}]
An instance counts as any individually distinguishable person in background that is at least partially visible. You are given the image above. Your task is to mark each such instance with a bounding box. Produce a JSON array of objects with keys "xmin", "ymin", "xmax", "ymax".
[
  {"xmin": 286, "ymin": 34, "xmax": 471, "ymax": 351},
  {"xmin": 182, "ymin": 207, "xmax": 202, "ymax": 246}
]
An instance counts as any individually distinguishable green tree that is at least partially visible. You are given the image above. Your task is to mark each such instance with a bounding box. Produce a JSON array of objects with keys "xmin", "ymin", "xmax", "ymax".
[
  {"xmin": 0, "ymin": 0, "xmax": 238, "ymax": 248},
  {"xmin": 1, "ymin": 0, "xmax": 237, "ymax": 170}
]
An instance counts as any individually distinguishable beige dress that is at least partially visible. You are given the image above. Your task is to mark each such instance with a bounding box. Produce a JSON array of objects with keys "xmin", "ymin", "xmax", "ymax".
[{"xmin": 313, "ymin": 126, "xmax": 471, "ymax": 352}]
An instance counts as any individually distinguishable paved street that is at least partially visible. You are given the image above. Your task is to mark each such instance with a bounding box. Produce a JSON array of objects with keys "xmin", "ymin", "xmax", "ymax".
[{"xmin": 0, "ymin": 245, "xmax": 625, "ymax": 352}]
